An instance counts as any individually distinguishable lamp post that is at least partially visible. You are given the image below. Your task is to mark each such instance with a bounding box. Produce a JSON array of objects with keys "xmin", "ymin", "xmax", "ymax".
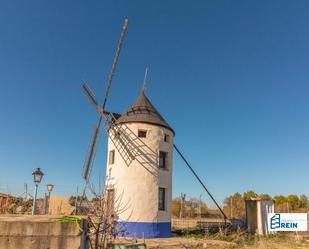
[
  {"xmin": 46, "ymin": 184, "xmax": 54, "ymax": 214},
  {"xmin": 32, "ymin": 168, "xmax": 44, "ymax": 215}
]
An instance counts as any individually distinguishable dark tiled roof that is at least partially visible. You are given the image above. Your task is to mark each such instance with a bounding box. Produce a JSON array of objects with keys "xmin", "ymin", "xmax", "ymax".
[{"xmin": 116, "ymin": 93, "xmax": 174, "ymax": 135}]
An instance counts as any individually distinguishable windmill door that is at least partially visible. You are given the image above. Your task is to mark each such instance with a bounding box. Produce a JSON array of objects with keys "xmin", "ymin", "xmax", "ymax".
[{"xmin": 107, "ymin": 189, "xmax": 115, "ymax": 224}]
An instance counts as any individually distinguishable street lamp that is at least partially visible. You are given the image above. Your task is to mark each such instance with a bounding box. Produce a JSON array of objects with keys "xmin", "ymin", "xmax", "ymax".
[
  {"xmin": 46, "ymin": 184, "xmax": 54, "ymax": 214},
  {"xmin": 32, "ymin": 168, "xmax": 44, "ymax": 215},
  {"xmin": 47, "ymin": 184, "xmax": 54, "ymax": 192}
]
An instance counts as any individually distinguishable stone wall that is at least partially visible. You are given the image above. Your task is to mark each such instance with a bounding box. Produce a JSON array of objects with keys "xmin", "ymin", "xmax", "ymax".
[{"xmin": 0, "ymin": 215, "xmax": 87, "ymax": 249}]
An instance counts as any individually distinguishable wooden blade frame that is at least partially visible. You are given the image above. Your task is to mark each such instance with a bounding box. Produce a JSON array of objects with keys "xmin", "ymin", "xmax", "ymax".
[
  {"xmin": 82, "ymin": 81, "xmax": 100, "ymax": 111},
  {"xmin": 83, "ymin": 115, "xmax": 103, "ymax": 182},
  {"xmin": 102, "ymin": 19, "xmax": 128, "ymax": 109}
]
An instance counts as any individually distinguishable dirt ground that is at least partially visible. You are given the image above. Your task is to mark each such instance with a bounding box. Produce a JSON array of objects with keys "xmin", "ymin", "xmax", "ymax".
[
  {"xmin": 120, "ymin": 235, "xmax": 309, "ymax": 249},
  {"xmin": 144, "ymin": 237, "xmax": 235, "ymax": 248}
]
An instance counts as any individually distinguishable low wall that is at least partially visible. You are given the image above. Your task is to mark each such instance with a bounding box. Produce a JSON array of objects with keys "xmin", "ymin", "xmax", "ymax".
[
  {"xmin": 0, "ymin": 215, "xmax": 87, "ymax": 249},
  {"xmin": 172, "ymin": 218, "xmax": 226, "ymax": 229}
]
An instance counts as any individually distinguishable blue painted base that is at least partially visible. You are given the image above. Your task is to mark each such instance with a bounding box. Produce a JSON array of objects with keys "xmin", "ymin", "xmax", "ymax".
[{"xmin": 116, "ymin": 221, "xmax": 172, "ymax": 238}]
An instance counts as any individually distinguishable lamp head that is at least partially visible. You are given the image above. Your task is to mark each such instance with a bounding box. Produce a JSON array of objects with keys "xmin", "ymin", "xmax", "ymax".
[
  {"xmin": 32, "ymin": 168, "xmax": 44, "ymax": 184},
  {"xmin": 47, "ymin": 184, "xmax": 54, "ymax": 192}
]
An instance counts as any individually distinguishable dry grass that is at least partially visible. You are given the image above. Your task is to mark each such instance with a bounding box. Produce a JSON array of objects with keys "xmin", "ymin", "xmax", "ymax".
[
  {"xmin": 239, "ymin": 233, "xmax": 309, "ymax": 249},
  {"xmin": 124, "ymin": 233, "xmax": 309, "ymax": 249}
]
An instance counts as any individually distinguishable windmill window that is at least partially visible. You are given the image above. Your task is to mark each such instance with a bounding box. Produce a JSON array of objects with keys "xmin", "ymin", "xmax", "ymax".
[
  {"xmin": 138, "ymin": 130, "xmax": 147, "ymax": 138},
  {"xmin": 158, "ymin": 187, "xmax": 166, "ymax": 211},
  {"xmin": 115, "ymin": 132, "xmax": 120, "ymax": 139},
  {"xmin": 164, "ymin": 134, "xmax": 170, "ymax": 143},
  {"xmin": 159, "ymin": 151, "xmax": 167, "ymax": 169},
  {"xmin": 109, "ymin": 150, "xmax": 115, "ymax": 165}
]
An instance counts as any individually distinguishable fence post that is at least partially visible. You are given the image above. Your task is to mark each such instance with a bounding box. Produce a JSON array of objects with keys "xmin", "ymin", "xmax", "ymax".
[{"xmin": 80, "ymin": 219, "xmax": 89, "ymax": 249}]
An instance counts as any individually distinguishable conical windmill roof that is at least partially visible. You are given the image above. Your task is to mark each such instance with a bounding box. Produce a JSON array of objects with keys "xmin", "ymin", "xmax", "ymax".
[{"xmin": 116, "ymin": 92, "xmax": 175, "ymax": 135}]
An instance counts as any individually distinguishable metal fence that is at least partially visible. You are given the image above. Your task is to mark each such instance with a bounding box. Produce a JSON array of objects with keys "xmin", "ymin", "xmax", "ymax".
[{"xmin": 172, "ymin": 218, "xmax": 227, "ymax": 230}]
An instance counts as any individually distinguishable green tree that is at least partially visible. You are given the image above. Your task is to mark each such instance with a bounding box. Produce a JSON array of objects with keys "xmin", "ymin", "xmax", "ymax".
[
  {"xmin": 274, "ymin": 195, "xmax": 288, "ymax": 212},
  {"xmin": 259, "ymin": 194, "xmax": 272, "ymax": 200},
  {"xmin": 299, "ymin": 195, "xmax": 309, "ymax": 209},
  {"xmin": 172, "ymin": 196, "xmax": 208, "ymax": 218},
  {"xmin": 243, "ymin": 191, "xmax": 258, "ymax": 200},
  {"xmin": 224, "ymin": 192, "xmax": 245, "ymax": 219},
  {"xmin": 286, "ymin": 194, "xmax": 299, "ymax": 211},
  {"xmin": 274, "ymin": 195, "xmax": 286, "ymax": 205}
]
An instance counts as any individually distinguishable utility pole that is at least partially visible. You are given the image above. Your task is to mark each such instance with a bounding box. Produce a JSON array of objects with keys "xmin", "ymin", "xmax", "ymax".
[
  {"xmin": 230, "ymin": 197, "xmax": 233, "ymax": 219},
  {"xmin": 24, "ymin": 183, "xmax": 28, "ymax": 201},
  {"xmin": 199, "ymin": 195, "xmax": 202, "ymax": 219},
  {"xmin": 180, "ymin": 193, "xmax": 186, "ymax": 219},
  {"xmin": 75, "ymin": 186, "xmax": 79, "ymax": 215}
]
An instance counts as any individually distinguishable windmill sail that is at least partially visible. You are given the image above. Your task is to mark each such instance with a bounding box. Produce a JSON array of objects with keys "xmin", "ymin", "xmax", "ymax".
[
  {"xmin": 102, "ymin": 19, "xmax": 128, "ymax": 109},
  {"xmin": 82, "ymin": 116, "xmax": 102, "ymax": 181},
  {"xmin": 82, "ymin": 81, "xmax": 100, "ymax": 111}
]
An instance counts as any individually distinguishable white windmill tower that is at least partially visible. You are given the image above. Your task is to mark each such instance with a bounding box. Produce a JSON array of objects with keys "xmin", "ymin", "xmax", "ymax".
[
  {"xmin": 81, "ymin": 19, "xmax": 174, "ymax": 238},
  {"xmin": 105, "ymin": 71, "xmax": 175, "ymax": 238}
]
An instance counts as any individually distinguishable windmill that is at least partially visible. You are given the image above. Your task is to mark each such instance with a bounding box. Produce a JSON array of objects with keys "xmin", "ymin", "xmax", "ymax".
[{"xmin": 81, "ymin": 19, "xmax": 227, "ymax": 238}]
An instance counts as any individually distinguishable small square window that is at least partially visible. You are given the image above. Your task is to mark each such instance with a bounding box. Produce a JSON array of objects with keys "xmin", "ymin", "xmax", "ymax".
[
  {"xmin": 164, "ymin": 134, "xmax": 170, "ymax": 142},
  {"xmin": 158, "ymin": 187, "xmax": 166, "ymax": 211},
  {"xmin": 159, "ymin": 151, "xmax": 167, "ymax": 169},
  {"xmin": 138, "ymin": 130, "xmax": 147, "ymax": 138},
  {"xmin": 109, "ymin": 150, "xmax": 115, "ymax": 165}
]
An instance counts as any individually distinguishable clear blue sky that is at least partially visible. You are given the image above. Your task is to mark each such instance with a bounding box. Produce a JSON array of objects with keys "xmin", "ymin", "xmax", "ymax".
[{"xmin": 0, "ymin": 1, "xmax": 309, "ymax": 206}]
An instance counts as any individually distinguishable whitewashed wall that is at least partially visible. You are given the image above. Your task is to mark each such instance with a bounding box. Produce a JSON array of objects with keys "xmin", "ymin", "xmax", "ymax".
[{"xmin": 106, "ymin": 122, "xmax": 174, "ymax": 223}]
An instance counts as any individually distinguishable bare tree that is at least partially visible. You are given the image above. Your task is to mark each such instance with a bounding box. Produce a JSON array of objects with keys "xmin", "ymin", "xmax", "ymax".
[{"xmin": 81, "ymin": 180, "xmax": 131, "ymax": 249}]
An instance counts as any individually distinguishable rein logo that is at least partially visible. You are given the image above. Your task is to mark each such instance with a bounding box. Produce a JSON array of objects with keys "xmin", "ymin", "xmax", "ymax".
[
  {"xmin": 268, "ymin": 213, "xmax": 307, "ymax": 232},
  {"xmin": 270, "ymin": 214, "xmax": 280, "ymax": 229},
  {"xmin": 270, "ymin": 214, "xmax": 298, "ymax": 229}
]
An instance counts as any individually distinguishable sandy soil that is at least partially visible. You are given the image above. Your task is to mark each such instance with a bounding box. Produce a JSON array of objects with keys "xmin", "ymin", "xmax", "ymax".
[
  {"xmin": 118, "ymin": 237, "xmax": 235, "ymax": 248},
  {"xmin": 119, "ymin": 236, "xmax": 309, "ymax": 249},
  {"xmin": 145, "ymin": 237, "xmax": 235, "ymax": 249}
]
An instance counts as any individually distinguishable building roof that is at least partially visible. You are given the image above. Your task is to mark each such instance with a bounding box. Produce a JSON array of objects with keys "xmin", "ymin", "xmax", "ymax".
[{"xmin": 116, "ymin": 92, "xmax": 175, "ymax": 135}]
